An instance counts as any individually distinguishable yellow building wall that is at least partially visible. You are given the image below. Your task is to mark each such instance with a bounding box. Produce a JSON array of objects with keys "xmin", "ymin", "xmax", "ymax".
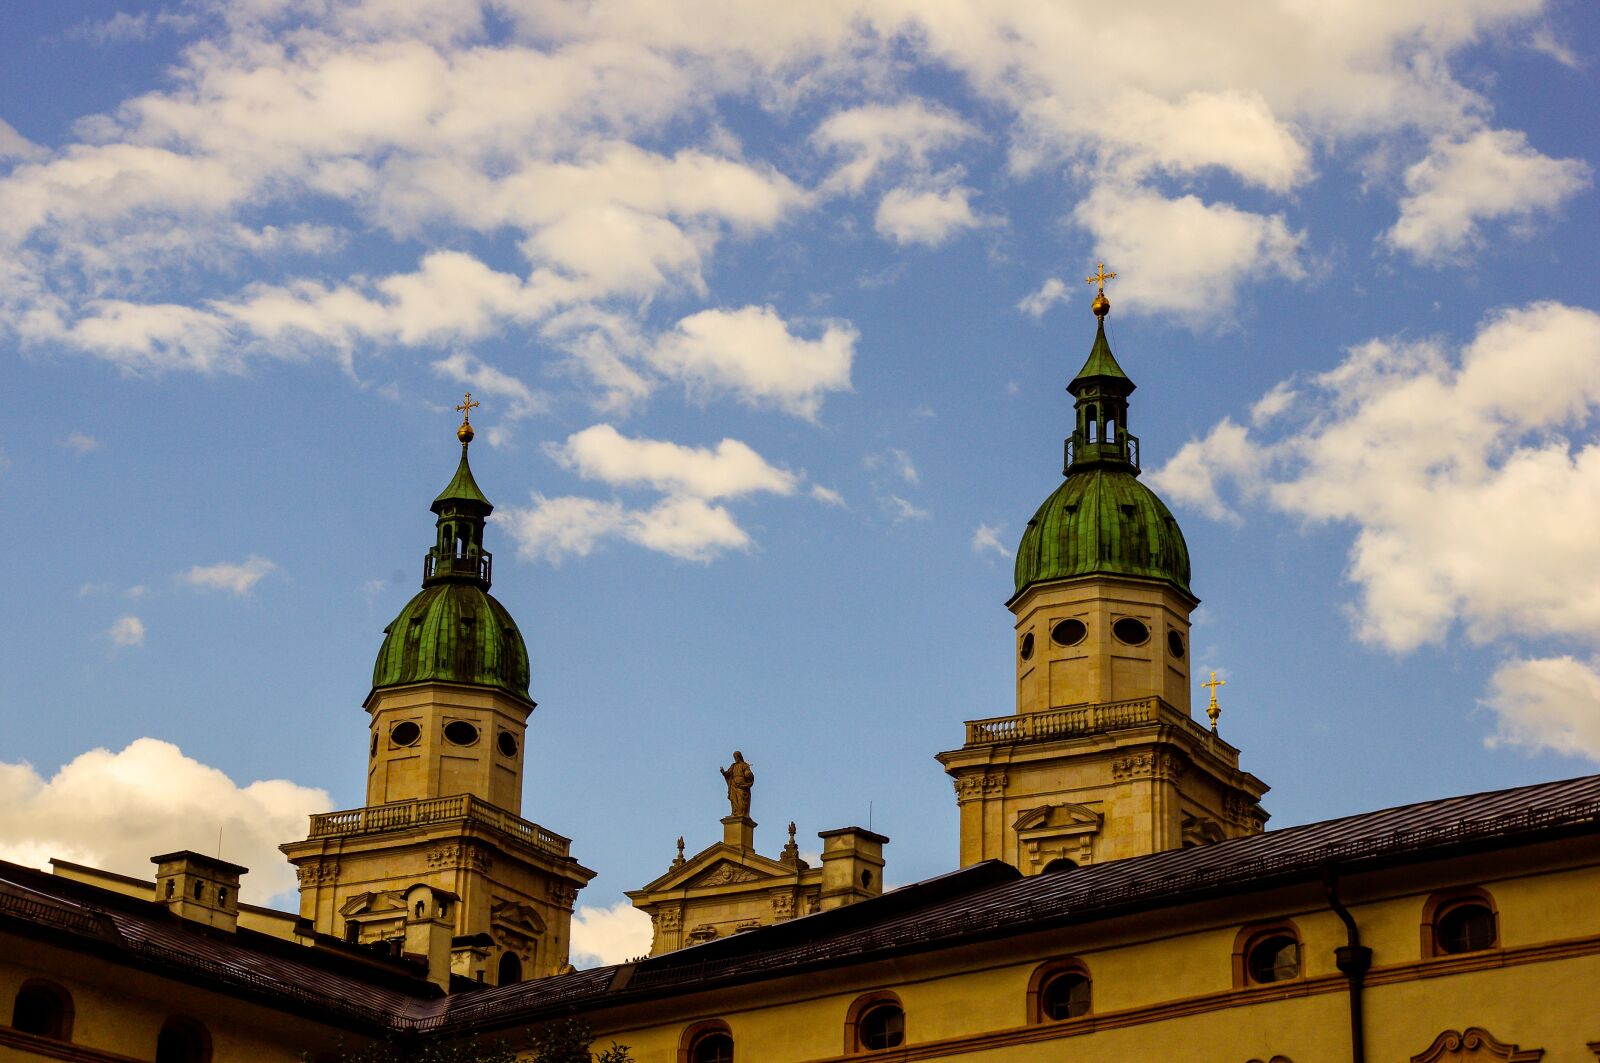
[
  {"xmin": 0, "ymin": 935, "xmax": 364, "ymax": 1062},
  {"xmin": 575, "ymin": 855, "xmax": 1600, "ymax": 1063}
]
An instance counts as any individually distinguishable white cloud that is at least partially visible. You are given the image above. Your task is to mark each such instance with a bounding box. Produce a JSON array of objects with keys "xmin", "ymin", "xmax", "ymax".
[
  {"xmin": 108, "ymin": 615, "xmax": 145, "ymax": 647},
  {"xmin": 0, "ymin": 739, "xmax": 330, "ymax": 904},
  {"xmin": 61, "ymin": 431, "xmax": 100, "ymax": 454},
  {"xmin": 1249, "ymin": 381, "xmax": 1298, "ymax": 425},
  {"xmin": 650, "ymin": 306, "xmax": 855, "ymax": 420},
  {"xmin": 971, "ymin": 523, "xmax": 1013, "ymax": 559},
  {"xmin": 865, "ymin": 448, "xmax": 918, "ymax": 486},
  {"xmin": 810, "ymin": 484, "xmax": 846, "ymax": 507},
  {"xmin": 551, "ymin": 424, "xmax": 799, "ymax": 499},
  {"xmin": 874, "ymin": 185, "xmax": 982, "ymax": 247},
  {"xmin": 498, "ymin": 494, "xmax": 628, "ymax": 563},
  {"xmin": 180, "ymin": 556, "xmax": 278, "ymax": 596},
  {"xmin": 1073, "ymin": 183, "xmax": 1304, "ymax": 320},
  {"xmin": 1017, "ymin": 278, "xmax": 1070, "ymax": 319},
  {"xmin": 812, "ymin": 100, "xmax": 976, "ymax": 194},
  {"xmin": 1147, "ymin": 418, "xmax": 1257, "ymax": 524},
  {"xmin": 1154, "ymin": 302, "xmax": 1600, "ymax": 654},
  {"xmin": 500, "ymin": 493, "xmax": 750, "ymax": 563},
  {"xmin": 568, "ymin": 900, "xmax": 652, "ymax": 968},
  {"xmin": 882, "ymin": 494, "xmax": 930, "ymax": 522},
  {"xmin": 1385, "ymin": 129, "xmax": 1591, "ymax": 263},
  {"xmin": 0, "ymin": 118, "xmax": 46, "ymax": 162},
  {"xmin": 430, "ymin": 351, "xmax": 545, "ymax": 420},
  {"xmin": 1483, "ymin": 656, "xmax": 1600, "ymax": 761}
]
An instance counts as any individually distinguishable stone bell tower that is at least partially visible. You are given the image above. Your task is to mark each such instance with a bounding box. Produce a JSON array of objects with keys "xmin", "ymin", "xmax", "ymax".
[
  {"xmin": 938, "ymin": 268, "xmax": 1269, "ymax": 874},
  {"xmin": 283, "ymin": 396, "xmax": 593, "ymax": 985}
]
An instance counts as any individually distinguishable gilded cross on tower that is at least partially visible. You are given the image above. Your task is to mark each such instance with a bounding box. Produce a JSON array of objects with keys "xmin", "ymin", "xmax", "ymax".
[
  {"xmin": 454, "ymin": 393, "xmax": 480, "ymax": 445},
  {"xmin": 1085, "ymin": 261, "xmax": 1116, "ymax": 318},
  {"xmin": 1202, "ymin": 670, "xmax": 1226, "ymax": 733}
]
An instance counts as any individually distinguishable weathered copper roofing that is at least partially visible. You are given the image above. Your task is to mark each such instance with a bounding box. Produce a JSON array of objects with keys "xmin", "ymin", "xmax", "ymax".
[
  {"xmin": 433, "ymin": 445, "xmax": 492, "ymax": 512},
  {"xmin": 1013, "ymin": 320, "xmax": 1191, "ymax": 599},
  {"xmin": 1069, "ymin": 319, "xmax": 1132, "ymax": 391},
  {"xmin": 1013, "ymin": 467, "xmax": 1193, "ymax": 600},
  {"xmin": 370, "ymin": 583, "xmax": 531, "ymax": 702}
]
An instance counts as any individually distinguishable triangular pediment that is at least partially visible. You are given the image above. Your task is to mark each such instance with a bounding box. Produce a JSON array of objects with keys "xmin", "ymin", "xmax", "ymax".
[
  {"xmin": 339, "ymin": 890, "xmax": 408, "ymax": 918},
  {"xmin": 634, "ymin": 842, "xmax": 797, "ymax": 893},
  {"xmin": 491, "ymin": 899, "xmax": 546, "ymax": 943},
  {"xmin": 1014, "ymin": 801, "xmax": 1102, "ymax": 834},
  {"xmin": 685, "ymin": 859, "xmax": 772, "ymax": 889}
]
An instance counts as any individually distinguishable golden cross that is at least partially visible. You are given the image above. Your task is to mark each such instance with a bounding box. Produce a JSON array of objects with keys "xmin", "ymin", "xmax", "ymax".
[
  {"xmin": 1084, "ymin": 261, "xmax": 1117, "ymax": 293},
  {"xmin": 454, "ymin": 392, "xmax": 480, "ymax": 424},
  {"xmin": 1202, "ymin": 670, "xmax": 1226, "ymax": 733}
]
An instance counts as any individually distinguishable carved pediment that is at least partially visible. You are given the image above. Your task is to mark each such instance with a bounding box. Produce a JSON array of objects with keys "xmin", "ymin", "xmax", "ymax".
[
  {"xmin": 686, "ymin": 860, "xmax": 768, "ymax": 888},
  {"xmin": 1411, "ymin": 1029, "xmax": 1543, "ymax": 1062},
  {"xmin": 491, "ymin": 899, "xmax": 547, "ymax": 945},
  {"xmin": 339, "ymin": 890, "xmax": 407, "ymax": 918},
  {"xmin": 1013, "ymin": 802, "xmax": 1102, "ymax": 836}
]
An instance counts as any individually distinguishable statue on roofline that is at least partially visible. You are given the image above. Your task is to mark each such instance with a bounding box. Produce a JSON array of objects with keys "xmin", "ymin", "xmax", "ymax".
[{"xmin": 721, "ymin": 751, "xmax": 754, "ymax": 819}]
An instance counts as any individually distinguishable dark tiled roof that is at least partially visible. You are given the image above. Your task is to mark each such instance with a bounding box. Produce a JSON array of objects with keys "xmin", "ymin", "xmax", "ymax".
[
  {"xmin": 0, "ymin": 862, "xmax": 439, "ymax": 1031},
  {"xmin": 5, "ymin": 771, "xmax": 1599, "ymax": 1038},
  {"xmin": 430, "ymin": 771, "xmax": 1600, "ymax": 1035}
]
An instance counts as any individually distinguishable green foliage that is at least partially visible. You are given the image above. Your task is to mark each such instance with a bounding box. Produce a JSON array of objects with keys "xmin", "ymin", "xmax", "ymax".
[{"xmin": 529, "ymin": 1018, "xmax": 633, "ymax": 1063}]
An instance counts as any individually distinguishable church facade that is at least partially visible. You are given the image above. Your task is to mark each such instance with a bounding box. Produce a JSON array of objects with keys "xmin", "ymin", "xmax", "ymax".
[{"xmin": 3, "ymin": 284, "xmax": 1599, "ymax": 1062}]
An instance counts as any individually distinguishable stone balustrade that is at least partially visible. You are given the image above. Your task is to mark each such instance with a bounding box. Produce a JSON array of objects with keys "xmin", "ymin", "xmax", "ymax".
[
  {"xmin": 961, "ymin": 696, "xmax": 1211, "ymax": 748},
  {"xmin": 307, "ymin": 794, "xmax": 570, "ymax": 856}
]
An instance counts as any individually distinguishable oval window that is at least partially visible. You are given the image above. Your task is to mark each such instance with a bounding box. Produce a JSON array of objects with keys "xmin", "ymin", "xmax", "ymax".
[
  {"xmin": 497, "ymin": 731, "xmax": 518, "ymax": 758},
  {"xmin": 1040, "ymin": 971, "xmax": 1091, "ymax": 1020},
  {"xmin": 443, "ymin": 721, "xmax": 479, "ymax": 746},
  {"xmin": 1167, "ymin": 630, "xmax": 1185, "ymax": 659},
  {"xmin": 1019, "ymin": 632, "xmax": 1035, "ymax": 661},
  {"xmin": 390, "ymin": 721, "xmax": 422, "ymax": 747},
  {"xmin": 1112, "ymin": 617, "xmax": 1149, "ymax": 645},
  {"xmin": 370, "ymin": 731, "xmax": 378, "ymax": 757},
  {"xmin": 1051, "ymin": 619, "xmax": 1087, "ymax": 646}
]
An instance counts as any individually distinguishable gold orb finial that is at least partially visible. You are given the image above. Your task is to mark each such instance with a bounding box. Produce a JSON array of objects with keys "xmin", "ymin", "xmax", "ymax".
[
  {"xmin": 454, "ymin": 392, "xmax": 480, "ymax": 444},
  {"xmin": 1085, "ymin": 261, "xmax": 1117, "ymax": 318}
]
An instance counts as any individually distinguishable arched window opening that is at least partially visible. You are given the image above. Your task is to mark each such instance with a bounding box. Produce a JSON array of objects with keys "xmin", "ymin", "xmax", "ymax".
[
  {"xmin": 690, "ymin": 1031, "xmax": 734, "ymax": 1063},
  {"xmin": 192, "ymin": 880, "xmax": 204, "ymax": 901},
  {"xmin": 1105, "ymin": 417, "xmax": 1116, "ymax": 442},
  {"xmin": 1028, "ymin": 959, "xmax": 1091, "ymax": 1024},
  {"xmin": 1422, "ymin": 889, "xmax": 1499, "ymax": 957},
  {"xmin": 155, "ymin": 1018, "xmax": 210, "ymax": 1063},
  {"xmin": 11, "ymin": 980, "xmax": 73, "ymax": 1040},
  {"xmin": 845, "ymin": 993, "xmax": 905, "ymax": 1055},
  {"xmin": 858, "ymin": 1004, "xmax": 903, "ymax": 1051},
  {"xmin": 1247, "ymin": 935, "xmax": 1300, "ymax": 983},
  {"xmin": 498, "ymin": 951, "xmax": 522, "ymax": 986},
  {"xmin": 678, "ymin": 1021, "xmax": 733, "ymax": 1063},
  {"xmin": 1233, "ymin": 922, "xmax": 1303, "ymax": 987},
  {"xmin": 1040, "ymin": 857, "xmax": 1077, "ymax": 873}
]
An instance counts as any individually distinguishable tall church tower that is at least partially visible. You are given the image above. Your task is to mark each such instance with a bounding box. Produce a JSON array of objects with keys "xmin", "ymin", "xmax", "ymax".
[
  {"xmin": 938, "ymin": 270, "xmax": 1268, "ymax": 874},
  {"xmin": 283, "ymin": 400, "xmax": 593, "ymax": 984}
]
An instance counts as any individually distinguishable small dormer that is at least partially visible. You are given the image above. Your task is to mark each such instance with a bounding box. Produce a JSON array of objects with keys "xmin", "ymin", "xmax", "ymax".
[{"xmin": 151, "ymin": 851, "xmax": 248, "ymax": 933}]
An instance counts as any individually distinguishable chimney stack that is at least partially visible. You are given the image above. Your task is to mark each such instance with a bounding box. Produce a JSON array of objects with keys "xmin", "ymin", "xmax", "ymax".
[
  {"xmin": 402, "ymin": 884, "xmax": 457, "ymax": 990},
  {"xmin": 151, "ymin": 851, "xmax": 248, "ymax": 933},
  {"xmin": 817, "ymin": 827, "xmax": 888, "ymax": 911}
]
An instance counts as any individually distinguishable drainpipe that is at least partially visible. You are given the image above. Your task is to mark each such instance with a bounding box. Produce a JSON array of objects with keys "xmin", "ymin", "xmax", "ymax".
[{"xmin": 1324, "ymin": 867, "xmax": 1372, "ymax": 1063}]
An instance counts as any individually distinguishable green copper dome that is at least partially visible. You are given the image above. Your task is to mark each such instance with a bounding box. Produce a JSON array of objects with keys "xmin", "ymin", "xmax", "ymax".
[
  {"xmin": 372, "ymin": 583, "xmax": 531, "ymax": 700},
  {"xmin": 1013, "ymin": 468, "xmax": 1192, "ymax": 599},
  {"xmin": 1011, "ymin": 313, "xmax": 1193, "ymax": 600},
  {"xmin": 371, "ymin": 436, "xmax": 534, "ymax": 704}
]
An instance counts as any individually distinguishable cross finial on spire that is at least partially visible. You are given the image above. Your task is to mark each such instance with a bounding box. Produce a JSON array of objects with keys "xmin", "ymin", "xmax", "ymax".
[
  {"xmin": 454, "ymin": 393, "xmax": 480, "ymax": 444},
  {"xmin": 1202, "ymin": 670, "xmax": 1227, "ymax": 733},
  {"xmin": 1085, "ymin": 262, "xmax": 1116, "ymax": 319}
]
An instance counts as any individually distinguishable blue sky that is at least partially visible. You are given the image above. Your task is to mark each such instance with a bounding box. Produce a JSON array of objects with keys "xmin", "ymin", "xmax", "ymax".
[{"xmin": 2, "ymin": 0, "xmax": 1599, "ymax": 964}]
